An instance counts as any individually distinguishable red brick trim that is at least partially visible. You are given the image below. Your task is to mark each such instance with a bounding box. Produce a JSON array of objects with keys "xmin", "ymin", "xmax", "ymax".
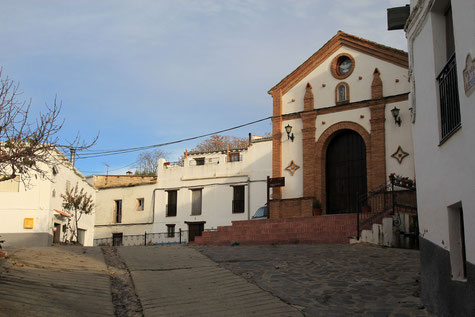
[
  {"xmin": 279, "ymin": 93, "xmax": 408, "ymax": 122},
  {"xmin": 282, "ymin": 113, "xmax": 302, "ymax": 121},
  {"xmin": 268, "ymin": 31, "xmax": 408, "ymax": 95},
  {"xmin": 303, "ymin": 83, "xmax": 314, "ymax": 111},
  {"xmin": 371, "ymin": 68, "xmax": 383, "ymax": 99},
  {"xmin": 335, "ymin": 82, "xmax": 350, "ymax": 105},
  {"xmin": 272, "ymin": 89, "xmax": 282, "ymax": 117},
  {"xmin": 369, "ymin": 102, "xmax": 386, "ymax": 190},
  {"xmin": 315, "ymin": 121, "xmax": 371, "ymax": 214},
  {"xmin": 330, "ymin": 53, "xmax": 355, "ymax": 79},
  {"xmin": 271, "ymin": 89, "xmax": 283, "ymax": 199}
]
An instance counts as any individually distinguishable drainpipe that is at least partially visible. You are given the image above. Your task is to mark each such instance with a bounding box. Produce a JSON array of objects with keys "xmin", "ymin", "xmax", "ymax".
[
  {"xmin": 247, "ymin": 177, "xmax": 251, "ymax": 220},
  {"xmin": 150, "ymin": 188, "xmax": 159, "ymax": 225}
]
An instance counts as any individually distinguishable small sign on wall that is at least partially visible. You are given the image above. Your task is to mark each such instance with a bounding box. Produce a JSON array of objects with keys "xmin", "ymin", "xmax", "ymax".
[
  {"xmin": 463, "ymin": 53, "xmax": 475, "ymax": 96},
  {"xmin": 23, "ymin": 218, "xmax": 34, "ymax": 229}
]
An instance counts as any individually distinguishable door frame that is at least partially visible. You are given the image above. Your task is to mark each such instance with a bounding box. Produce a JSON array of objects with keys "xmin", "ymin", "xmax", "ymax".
[
  {"xmin": 185, "ymin": 221, "xmax": 206, "ymax": 242},
  {"xmin": 325, "ymin": 129, "xmax": 367, "ymax": 214},
  {"xmin": 315, "ymin": 122, "xmax": 372, "ymax": 215},
  {"xmin": 53, "ymin": 223, "xmax": 61, "ymax": 243}
]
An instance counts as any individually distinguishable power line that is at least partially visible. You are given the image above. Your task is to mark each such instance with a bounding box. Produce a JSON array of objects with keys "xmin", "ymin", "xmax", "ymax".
[
  {"xmin": 79, "ymin": 160, "xmax": 138, "ymax": 174},
  {"xmin": 76, "ymin": 116, "xmax": 271, "ymax": 160}
]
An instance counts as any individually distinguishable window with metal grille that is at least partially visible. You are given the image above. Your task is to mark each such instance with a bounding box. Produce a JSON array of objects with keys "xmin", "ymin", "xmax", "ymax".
[
  {"xmin": 166, "ymin": 224, "xmax": 175, "ymax": 238},
  {"xmin": 437, "ymin": 6, "xmax": 460, "ymax": 141},
  {"xmin": 228, "ymin": 152, "xmax": 240, "ymax": 162},
  {"xmin": 191, "ymin": 189, "xmax": 202, "ymax": 215},
  {"xmin": 166, "ymin": 190, "xmax": 177, "ymax": 217},
  {"xmin": 232, "ymin": 185, "xmax": 245, "ymax": 213}
]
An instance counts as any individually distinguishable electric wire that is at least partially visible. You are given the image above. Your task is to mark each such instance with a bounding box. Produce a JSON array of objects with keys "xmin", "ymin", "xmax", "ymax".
[
  {"xmin": 75, "ymin": 116, "xmax": 271, "ymax": 160},
  {"xmin": 79, "ymin": 160, "xmax": 139, "ymax": 174}
]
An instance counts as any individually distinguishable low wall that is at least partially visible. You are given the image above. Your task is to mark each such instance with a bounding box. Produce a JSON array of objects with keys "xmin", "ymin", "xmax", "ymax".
[
  {"xmin": 269, "ymin": 197, "xmax": 313, "ymax": 218},
  {"xmin": 0, "ymin": 232, "xmax": 52, "ymax": 248}
]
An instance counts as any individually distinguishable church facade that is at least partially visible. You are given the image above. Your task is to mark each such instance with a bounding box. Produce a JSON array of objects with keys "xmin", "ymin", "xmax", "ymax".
[{"xmin": 268, "ymin": 31, "xmax": 414, "ymax": 218}]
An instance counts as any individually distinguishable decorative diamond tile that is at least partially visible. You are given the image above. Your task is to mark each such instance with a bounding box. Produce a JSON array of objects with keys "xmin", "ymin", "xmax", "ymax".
[
  {"xmin": 285, "ymin": 160, "xmax": 300, "ymax": 176},
  {"xmin": 391, "ymin": 146, "xmax": 409, "ymax": 164}
]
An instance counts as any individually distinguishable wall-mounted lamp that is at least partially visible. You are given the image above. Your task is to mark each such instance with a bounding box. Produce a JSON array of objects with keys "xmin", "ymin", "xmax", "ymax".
[
  {"xmin": 285, "ymin": 124, "xmax": 294, "ymax": 142},
  {"xmin": 391, "ymin": 106, "xmax": 401, "ymax": 126}
]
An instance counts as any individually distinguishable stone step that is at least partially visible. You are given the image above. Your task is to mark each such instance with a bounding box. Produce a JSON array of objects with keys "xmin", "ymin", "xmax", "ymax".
[{"xmin": 192, "ymin": 214, "xmax": 358, "ymax": 246}]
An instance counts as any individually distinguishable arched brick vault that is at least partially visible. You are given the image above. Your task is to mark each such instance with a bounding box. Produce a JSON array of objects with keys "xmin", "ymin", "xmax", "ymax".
[{"xmin": 314, "ymin": 121, "xmax": 371, "ymax": 214}]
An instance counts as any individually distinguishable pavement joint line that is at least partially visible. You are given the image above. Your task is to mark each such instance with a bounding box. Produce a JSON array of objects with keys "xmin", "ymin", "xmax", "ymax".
[
  {"xmin": 130, "ymin": 266, "xmax": 196, "ymax": 272},
  {"xmin": 199, "ymin": 252, "xmax": 306, "ymax": 314}
]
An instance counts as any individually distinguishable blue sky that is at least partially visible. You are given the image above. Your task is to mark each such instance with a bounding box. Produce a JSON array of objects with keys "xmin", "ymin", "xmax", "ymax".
[{"xmin": 0, "ymin": 0, "xmax": 407, "ymax": 175}]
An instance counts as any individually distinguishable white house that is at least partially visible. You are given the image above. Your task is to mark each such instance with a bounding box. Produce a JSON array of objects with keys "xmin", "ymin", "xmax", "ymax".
[
  {"xmin": 90, "ymin": 175, "xmax": 157, "ymax": 246},
  {"xmin": 0, "ymin": 150, "xmax": 96, "ymax": 247},
  {"xmin": 91, "ymin": 136, "xmax": 271, "ymax": 245},
  {"xmin": 405, "ymin": 1, "xmax": 475, "ymax": 315},
  {"xmin": 268, "ymin": 31, "xmax": 415, "ymax": 221},
  {"xmin": 153, "ymin": 136, "xmax": 271, "ymax": 242}
]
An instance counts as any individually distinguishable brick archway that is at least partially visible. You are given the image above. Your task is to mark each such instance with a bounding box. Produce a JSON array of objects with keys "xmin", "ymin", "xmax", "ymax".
[{"xmin": 315, "ymin": 121, "xmax": 372, "ymax": 214}]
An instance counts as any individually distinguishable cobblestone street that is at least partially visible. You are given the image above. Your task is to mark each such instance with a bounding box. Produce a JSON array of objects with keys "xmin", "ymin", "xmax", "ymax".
[
  {"xmin": 0, "ymin": 244, "xmax": 432, "ymax": 316},
  {"xmin": 195, "ymin": 244, "xmax": 432, "ymax": 317}
]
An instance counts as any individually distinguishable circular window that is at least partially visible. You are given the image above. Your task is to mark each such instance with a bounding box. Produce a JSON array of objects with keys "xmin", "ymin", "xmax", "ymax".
[{"xmin": 331, "ymin": 53, "xmax": 355, "ymax": 79}]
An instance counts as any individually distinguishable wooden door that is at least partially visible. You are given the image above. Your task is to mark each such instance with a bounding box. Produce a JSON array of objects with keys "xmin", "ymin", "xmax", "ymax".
[
  {"xmin": 53, "ymin": 223, "xmax": 61, "ymax": 243},
  {"xmin": 326, "ymin": 130, "xmax": 367, "ymax": 214},
  {"xmin": 188, "ymin": 223, "xmax": 204, "ymax": 242}
]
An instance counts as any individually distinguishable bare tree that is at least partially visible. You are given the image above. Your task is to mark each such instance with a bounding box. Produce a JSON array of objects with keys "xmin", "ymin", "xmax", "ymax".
[
  {"xmin": 134, "ymin": 149, "xmax": 167, "ymax": 176},
  {"xmin": 177, "ymin": 134, "xmax": 250, "ymax": 164},
  {"xmin": 0, "ymin": 69, "xmax": 96, "ymax": 183},
  {"xmin": 192, "ymin": 134, "xmax": 249, "ymax": 152},
  {"xmin": 61, "ymin": 183, "xmax": 94, "ymax": 244}
]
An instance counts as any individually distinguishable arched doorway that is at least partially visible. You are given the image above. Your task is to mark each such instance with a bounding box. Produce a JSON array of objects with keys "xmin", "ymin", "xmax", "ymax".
[{"xmin": 326, "ymin": 130, "xmax": 367, "ymax": 214}]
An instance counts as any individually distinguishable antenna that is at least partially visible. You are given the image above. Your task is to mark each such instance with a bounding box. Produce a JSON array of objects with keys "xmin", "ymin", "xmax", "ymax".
[
  {"xmin": 103, "ymin": 163, "xmax": 110, "ymax": 176},
  {"xmin": 103, "ymin": 163, "xmax": 110, "ymax": 185}
]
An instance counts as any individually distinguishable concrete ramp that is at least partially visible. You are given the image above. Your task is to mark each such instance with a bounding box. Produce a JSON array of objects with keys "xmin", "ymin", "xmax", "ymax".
[{"xmin": 119, "ymin": 245, "xmax": 302, "ymax": 316}]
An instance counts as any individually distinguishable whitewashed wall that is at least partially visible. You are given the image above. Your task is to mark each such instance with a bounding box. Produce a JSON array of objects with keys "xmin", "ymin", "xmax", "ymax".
[
  {"xmin": 281, "ymin": 118, "xmax": 303, "ymax": 199},
  {"xmin": 94, "ymin": 183, "xmax": 156, "ymax": 239},
  {"xmin": 50, "ymin": 158, "xmax": 96, "ymax": 246},
  {"xmin": 385, "ymin": 100, "xmax": 415, "ymax": 180},
  {"xmin": 279, "ymin": 45, "xmax": 411, "ymax": 199},
  {"xmin": 0, "ymin": 152, "xmax": 96, "ymax": 247},
  {"xmin": 409, "ymin": 1, "xmax": 475, "ymax": 264},
  {"xmin": 153, "ymin": 139, "xmax": 271, "ymax": 233},
  {"xmin": 282, "ymin": 47, "xmax": 409, "ymax": 114}
]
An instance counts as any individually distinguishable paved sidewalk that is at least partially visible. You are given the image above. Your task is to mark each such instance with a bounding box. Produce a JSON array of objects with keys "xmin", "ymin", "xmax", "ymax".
[
  {"xmin": 0, "ymin": 247, "xmax": 114, "ymax": 316},
  {"xmin": 119, "ymin": 245, "xmax": 302, "ymax": 316},
  {"xmin": 195, "ymin": 244, "xmax": 432, "ymax": 317}
]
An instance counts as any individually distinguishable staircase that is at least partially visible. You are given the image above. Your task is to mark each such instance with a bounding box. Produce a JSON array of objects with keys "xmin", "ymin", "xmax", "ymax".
[
  {"xmin": 191, "ymin": 214, "xmax": 357, "ymax": 246},
  {"xmin": 355, "ymin": 179, "xmax": 418, "ymax": 248}
]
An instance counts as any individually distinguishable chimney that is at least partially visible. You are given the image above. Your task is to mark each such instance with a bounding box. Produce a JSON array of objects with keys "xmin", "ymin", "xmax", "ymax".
[
  {"xmin": 248, "ymin": 133, "xmax": 252, "ymax": 146},
  {"xmin": 69, "ymin": 148, "xmax": 76, "ymax": 167}
]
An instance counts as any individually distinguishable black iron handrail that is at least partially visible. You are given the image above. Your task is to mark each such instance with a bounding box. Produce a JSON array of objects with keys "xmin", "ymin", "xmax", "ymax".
[{"xmin": 356, "ymin": 178, "xmax": 416, "ymax": 239}]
